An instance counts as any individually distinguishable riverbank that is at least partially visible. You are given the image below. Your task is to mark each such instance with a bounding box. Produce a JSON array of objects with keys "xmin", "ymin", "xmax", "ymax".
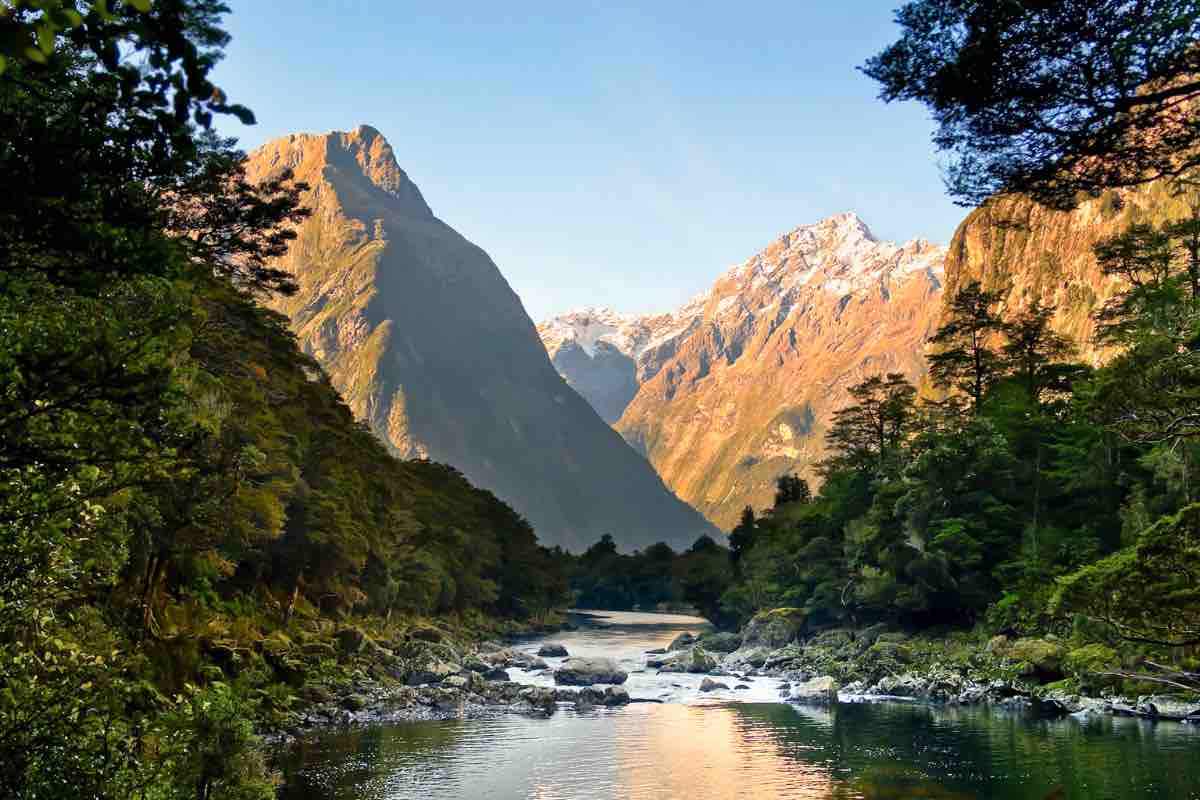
[
  {"xmin": 277, "ymin": 607, "xmax": 1200, "ymax": 749},
  {"xmin": 685, "ymin": 609, "xmax": 1200, "ymax": 723},
  {"xmin": 277, "ymin": 610, "xmax": 1200, "ymax": 800},
  {"xmin": 269, "ymin": 611, "xmax": 653, "ymax": 742}
]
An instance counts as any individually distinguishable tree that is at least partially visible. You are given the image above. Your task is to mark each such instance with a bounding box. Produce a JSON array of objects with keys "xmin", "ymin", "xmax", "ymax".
[
  {"xmin": 728, "ymin": 506, "xmax": 757, "ymax": 569},
  {"xmin": 1053, "ymin": 502, "xmax": 1200, "ymax": 648},
  {"xmin": 928, "ymin": 282, "xmax": 1004, "ymax": 412},
  {"xmin": 773, "ymin": 474, "xmax": 813, "ymax": 507},
  {"xmin": 1090, "ymin": 220, "xmax": 1200, "ymax": 445},
  {"xmin": 822, "ymin": 373, "xmax": 916, "ymax": 476},
  {"xmin": 1094, "ymin": 223, "xmax": 1181, "ymax": 345},
  {"xmin": 863, "ymin": 0, "xmax": 1200, "ymax": 209},
  {"xmin": 1001, "ymin": 300, "xmax": 1080, "ymax": 403},
  {"xmin": 677, "ymin": 536, "xmax": 735, "ymax": 628}
]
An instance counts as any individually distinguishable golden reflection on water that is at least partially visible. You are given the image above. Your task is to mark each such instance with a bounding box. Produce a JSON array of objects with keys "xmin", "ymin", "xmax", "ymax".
[{"xmin": 613, "ymin": 703, "xmax": 836, "ymax": 799}]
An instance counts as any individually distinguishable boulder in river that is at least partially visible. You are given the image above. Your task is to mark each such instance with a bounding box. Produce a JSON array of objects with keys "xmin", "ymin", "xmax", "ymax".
[
  {"xmin": 481, "ymin": 648, "xmax": 548, "ymax": 671},
  {"xmin": 873, "ymin": 673, "xmax": 928, "ymax": 698},
  {"xmin": 668, "ymin": 632, "xmax": 696, "ymax": 651},
  {"xmin": 700, "ymin": 677, "xmax": 729, "ymax": 692},
  {"xmin": 554, "ymin": 656, "xmax": 628, "ymax": 686},
  {"xmin": 538, "ymin": 643, "xmax": 569, "ymax": 657},
  {"xmin": 789, "ymin": 676, "xmax": 839, "ymax": 705},
  {"xmin": 741, "ymin": 608, "xmax": 806, "ymax": 649},
  {"xmin": 404, "ymin": 659, "xmax": 461, "ymax": 686},
  {"xmin": 518, "ymin": 686, "xmax": 558, "ymax": 714},
  {"xmin": 1006, "ymin": 638, "xmax": 1066, "ymax": 681},
  {"xmin": 657, "ymin": 647, "xmax": 718, "ymax": 674},
  {"xmin": 697, "ymin": 632, "xmax": 742, "ymax": 653},
  {"xmin": 574, "ymin": 685, "xmax": 631, "ymax": 707}
]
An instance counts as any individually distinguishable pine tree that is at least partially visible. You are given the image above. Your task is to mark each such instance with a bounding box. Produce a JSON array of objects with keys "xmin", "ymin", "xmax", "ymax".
[
  {"xmin": 1001, "ymin": 300, "xmax": 1079, "ymax": 403},
  {"xmin": 728, "ymin": 506, "xmax": 757, "ymax": 569},
  {"xmin": 928, "ymin": 282, "xmax": 1004, "ymax": 412}
]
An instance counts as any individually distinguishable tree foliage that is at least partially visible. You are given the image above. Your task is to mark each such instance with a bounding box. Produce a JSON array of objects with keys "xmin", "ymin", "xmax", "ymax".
[
  {"xmin": 0, "ymin": 2, "xmax": 570, "ymax": 796},
  {"xmin": 864, "ymin": 0, "xmax": 1200, "ymax": 209}
]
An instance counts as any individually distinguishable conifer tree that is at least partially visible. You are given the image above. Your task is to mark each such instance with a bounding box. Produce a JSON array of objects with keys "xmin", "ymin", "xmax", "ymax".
[{"xmin": 927, "ymin": 282, "xmax": 1004, "ymax": 412}]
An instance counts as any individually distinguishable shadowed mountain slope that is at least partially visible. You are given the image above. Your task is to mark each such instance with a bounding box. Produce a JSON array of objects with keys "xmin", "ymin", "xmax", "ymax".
[{"xmin": 245, "ymin": 126, "xmax": 716, "ymax": 552}]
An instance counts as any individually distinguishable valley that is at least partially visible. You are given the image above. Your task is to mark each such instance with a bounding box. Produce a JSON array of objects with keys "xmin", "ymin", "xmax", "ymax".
[{"xmin": 5, "ymin": 3, "xmax": 1200, "ymax": 799}]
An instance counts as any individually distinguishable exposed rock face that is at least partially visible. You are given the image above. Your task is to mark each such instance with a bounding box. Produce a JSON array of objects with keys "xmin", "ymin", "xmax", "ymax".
[
  {"xmin": 539, "ymin": 213, "xmax": 945, "ymax": 530},
  {"xmin": 940, "ymin": 182, "xmax": 1195, "ymax": 365},
  {"xmin": 244, "ymin": 126, "xmax": 716, "ymax": 552}
]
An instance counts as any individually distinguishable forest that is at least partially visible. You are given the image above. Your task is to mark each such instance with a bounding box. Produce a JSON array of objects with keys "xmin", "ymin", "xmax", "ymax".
[{"xmin": 0, "ymin": 2, "xmax": 568, "ymax": 797}]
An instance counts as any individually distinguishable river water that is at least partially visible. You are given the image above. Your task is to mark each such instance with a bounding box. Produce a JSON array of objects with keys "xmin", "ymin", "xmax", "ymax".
[{"xmin": 278, "ymin": 610, "xmax": 1200, "ymax": 799}]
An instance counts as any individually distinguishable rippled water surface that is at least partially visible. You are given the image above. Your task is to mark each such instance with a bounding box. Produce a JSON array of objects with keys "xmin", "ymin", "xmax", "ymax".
[{"xmin": 278, "ymin": 611, "xmax": 1200, "ymax": 800}]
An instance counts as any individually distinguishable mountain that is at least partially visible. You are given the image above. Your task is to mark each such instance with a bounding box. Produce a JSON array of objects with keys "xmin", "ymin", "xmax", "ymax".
[
  {"xmin": 940, "ymin": 182, "xmax": 1195, "ymax": 365},
  {"xmin": 540, "ymin": 213, "xmax": 946, "ymax": 530},
  {"xmin": 536, "ymin": 307, "xmax": 693, "ymax": 423},
  {"xmin": 242, "ymin": 125, "xmax": 716, "ymax": 553}
]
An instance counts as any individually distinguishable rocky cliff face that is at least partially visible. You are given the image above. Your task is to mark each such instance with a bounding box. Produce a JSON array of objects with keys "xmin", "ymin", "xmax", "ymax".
[
  {"xmin": 940, "ymin": 182, "xmax": 1195, "ymax": 364},
  {"xmin": 540, "ymin": 214, "xmax": 946, "ymax": 530},
  {"xmin": 244, "ymin": 126, "xmax": 717, "ymax": 552}
]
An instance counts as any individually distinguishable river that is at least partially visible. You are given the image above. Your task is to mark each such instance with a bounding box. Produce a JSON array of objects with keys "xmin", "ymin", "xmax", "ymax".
[{"xmin": 277, "ymin": 610, "xmax": 1200, "ymax": 799}]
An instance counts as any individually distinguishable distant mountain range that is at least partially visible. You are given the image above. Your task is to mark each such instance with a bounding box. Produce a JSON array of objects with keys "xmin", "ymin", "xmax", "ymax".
[
  {"xmin": 539, "ymin": 213, "xmax": 946, "ymax": 529},
  {"xmin": 242, "ymin": 124, "xmax": 1153, "ymax": 543},
  {"xmin": 243, "ymin": 125, "xmax": 717, "ymax": 553}
]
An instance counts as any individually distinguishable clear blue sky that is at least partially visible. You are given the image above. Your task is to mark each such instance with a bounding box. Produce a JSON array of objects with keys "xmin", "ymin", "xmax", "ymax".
[{"xmin": 213, "ymin": 1, "xmax": 963, "ymax": 322}]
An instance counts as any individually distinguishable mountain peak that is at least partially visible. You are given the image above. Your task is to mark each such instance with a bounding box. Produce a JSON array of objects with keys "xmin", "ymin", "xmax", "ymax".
[
  {"xmin": 246, "ymin": 125, "xmax": 433, "ymax": 221},
  {"xmin": 822, "ymin": 211, "xmax": 874, "ymax": 239}
]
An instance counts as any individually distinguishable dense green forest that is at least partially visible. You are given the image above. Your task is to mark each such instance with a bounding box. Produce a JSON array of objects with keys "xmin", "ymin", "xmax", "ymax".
[
  {"xmin": 722, "ymin": 244, "xmax": 1200, "ymax": 643},
  {"xmin": 0, "ymin": 2, "xmax": 567, "ymax": 797}
]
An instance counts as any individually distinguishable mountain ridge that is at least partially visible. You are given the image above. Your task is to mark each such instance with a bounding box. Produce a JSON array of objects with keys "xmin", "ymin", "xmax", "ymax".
[
  {"xmin": 540, "ymin": 212, "xmax": 946, "ymax": 529},
  {"xmin": 244, "ymin": 125, "xmax": 718, "ymax": 552}
]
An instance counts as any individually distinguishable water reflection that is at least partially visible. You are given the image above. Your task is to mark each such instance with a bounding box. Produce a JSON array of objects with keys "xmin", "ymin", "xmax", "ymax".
[
  {"xmin": 277, "ymin": 701, "xmax": 1200, "ymax": 800},
  {"xmin": 278, "ymin": 612, "xmax": 1200, "ymax": 800}
]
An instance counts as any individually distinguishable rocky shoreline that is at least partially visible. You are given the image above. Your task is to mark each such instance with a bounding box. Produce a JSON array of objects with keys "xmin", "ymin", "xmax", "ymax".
[
  {"xmin": 274, "ymin": 611, "xmax": 1199, "ymax": 747},
  {"xmin": 693, "ymin": 610, "xmax": 1200, "ymax": 724},
  {"xmin": 273, "ymin": 631, "xmax": 642, "ymax": 744}
]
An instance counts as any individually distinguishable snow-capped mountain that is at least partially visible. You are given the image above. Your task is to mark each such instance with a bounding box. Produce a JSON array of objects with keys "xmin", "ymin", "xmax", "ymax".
[{"xmin": 539, "ymin": 212, "xmax": 947, "ymax": 529}]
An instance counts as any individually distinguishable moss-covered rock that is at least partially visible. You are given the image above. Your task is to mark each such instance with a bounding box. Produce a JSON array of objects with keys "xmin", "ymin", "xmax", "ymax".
[
  {"xmin": 743, "ymin": 608, "xmax": 806, "ymax": 649},
  {"xmin": 1007, "ymin": 638, "xmax": 1066, "ymax": 681},
  {"xmin": 697, "ymin": 632, "xmax": 742, "ymax": 653},
  {"xmin": 659, "ymin": 647, "xmax": 719, "ymax": 674},
  {"xmin": 867, "ymin": 640, "xmax": 913, "ymax": 665}
]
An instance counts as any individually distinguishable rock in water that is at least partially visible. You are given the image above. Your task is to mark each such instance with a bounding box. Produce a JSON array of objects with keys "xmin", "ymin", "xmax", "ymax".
[
  {"xmin": 668, "ymin": 632, "xmax": 696, "ymax": 651},
  {"xmin": 554, "ymin": 657, "xmax": 628, "ymax": 686},
  {"xmin": 243, "ymin": 126, "xmax": 716, "ymax": 553},
  {"xmin": 700, "ymin": 677, "xmax": 729, "ymax": 692},
  {"xmin": 789, "ymin": 676, "xmax": 839, "ymax": 705},
  {"xmin": 657, "ymin": 647, "xmax": 718, "ymax": 674},
  {"xmin": 537, "ymin": 643, "xmax": 569, "ymax": 657}
]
